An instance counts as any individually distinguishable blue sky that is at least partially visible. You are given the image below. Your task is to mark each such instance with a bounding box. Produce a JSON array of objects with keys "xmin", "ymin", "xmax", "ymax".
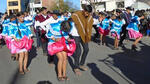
[
  {"xmin": 0, "ymin": 0, "xmax": 80, "ymax": 13},
  {"xmin": 64, "ymin": 0, "xmax": 81, "ymax": 9},
  {"xmin": 0, "ymin": 0, "xmax": 7, "ymax": 13}
]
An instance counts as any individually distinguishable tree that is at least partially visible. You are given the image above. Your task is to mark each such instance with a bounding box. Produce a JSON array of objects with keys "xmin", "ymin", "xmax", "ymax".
[{"xmin": 51, "ymin": 1, "xmax": 76, "ymax": 12}]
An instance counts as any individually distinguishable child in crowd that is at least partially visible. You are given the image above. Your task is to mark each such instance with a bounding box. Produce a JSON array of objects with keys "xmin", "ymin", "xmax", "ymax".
[
  {"xmin": 97, "ymin": 12, "xmax": 110, "ymax": 45},
  {"xmin": 110, "ymin": 15, "xmax": 124, "ymax": 49}
]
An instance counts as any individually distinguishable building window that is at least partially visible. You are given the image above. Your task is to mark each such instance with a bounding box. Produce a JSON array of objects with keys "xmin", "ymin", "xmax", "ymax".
[
  {"xmin": 9, "ymin": 1, "xmax": 18, "ymax": 6},
  {"xmin": 34, "ymin": 0, "xmax": 41, "ymax": 4},
  {"xmin": 116, "ymin": 1, "xmax": 124, "ymax": 8}
]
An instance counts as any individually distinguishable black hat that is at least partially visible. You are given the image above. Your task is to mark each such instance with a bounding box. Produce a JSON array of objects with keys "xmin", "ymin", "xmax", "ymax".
[
  {"xmin": 83, "ymin": 5, "xmax": 93, "ymax": 13},
  {"xmin": 9, "ymin": 14, "xmax": 16, "ymax": 19},
  {"xmin": 126, "ymin": 7, "xmax": 132, "ymax": 10},
  {"xmin": 116, "ymin": 9, "xmax": 122, "ymax": 13},
  {"xmin": 40, "ymin": 7, "xmax": 47, "ymax": 12}
]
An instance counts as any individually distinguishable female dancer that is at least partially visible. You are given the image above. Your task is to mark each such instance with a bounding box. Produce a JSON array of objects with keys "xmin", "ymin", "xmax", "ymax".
[
  {"xmin": 11, "ymin": 12, "xmax": 33, "ymax": 74},
  {"xmin": 110, "ymin": 15, "xmax": 123, "ymax": 49},
  {"xmin": 1, "ymin": 15, "xmax": 10, "ymax": 48},
  {"xmin": 97, "ymin": 12, "xmax": 110, "ymax": 45},
  {"xmin": 127, "ymin": 12, "xmax": 144, "ymax": 51},
  {"xmin": 46, "ymin": 15, "xmax": 75, "ymax": 81},
  {"xmin": 2, "ymin": 15, "xmax": 20, "ymax": 60}
]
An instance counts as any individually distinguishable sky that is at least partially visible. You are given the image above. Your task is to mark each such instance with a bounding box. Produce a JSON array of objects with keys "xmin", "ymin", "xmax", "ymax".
[
  {"xmin": 0, "ymin": 0, "xmax": 80, "ymax": 13},
  {"xmin": 0, "ymin": 0, "xmax": 7, "ymax": 13},
  {"xmin": 64, "ymin": 0, "xmax": 81, "ymax": 9}
]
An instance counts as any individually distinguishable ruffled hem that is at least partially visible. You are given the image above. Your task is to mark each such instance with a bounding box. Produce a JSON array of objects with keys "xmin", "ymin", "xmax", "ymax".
[
  {"xmin": 0, "ymin": 34, "xmax": 2, "ymax": 39},
  {"xmin": 111, "ymin": 32, "xmax": 120, "ymax": 40},
  {"xmin": 5, "ymin": 36, "xmax": 12, "ymax": 49},
  {"xmin": 128, "ymin": 29, "xmax": 143, "ymax": 39},
  {"xmin": 47, "ymin": 38, "xmax": 76, "ymax": 56},
  {"xmin": 98, "ymin": 27, "xmax": 110, "ymax": 36},
  {"xmin": 6, "ymin": 36, "xmax": 33, "ymax": 54}
]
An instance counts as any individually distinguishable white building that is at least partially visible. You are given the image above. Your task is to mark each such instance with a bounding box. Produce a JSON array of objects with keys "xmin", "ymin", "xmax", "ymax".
[
  {"xmin": 81, "ymin": 0, "xmax": 136, "ymax": 11},
  {"xmin": 29, "ymin": 0, "xmax": 42, "ymax": 15}
]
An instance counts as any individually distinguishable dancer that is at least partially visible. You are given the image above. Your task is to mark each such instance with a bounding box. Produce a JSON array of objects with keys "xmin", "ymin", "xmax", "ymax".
[
  {"xmin": 97, "ymin": 12, "xmax": 110, "ymax": 45},
  {"xmin": 2, "ymin": 15, "xmax": 20, "ymax": 60},
  {"xmin": 11, "ymin": 12, "xmax": 33, "ymax": 74},
  {"xmin": 71, "ymin": 5, "xmax": 93, "ymax": 75},
  {"xmin": 93, "ymin": 12, "xmax": 100, "ymax": 42},
  {"xmin": 127, "ymin": 12, "xmax": 144, "ymax": 51},
  {"xmin": 37, "ymin": 7, "xmax": 50, "ymax": 56},
  {"xmin": 110, "ymin": 15, "xmax": 123, "ymax": 49},
  {"xmin": 34, "ymin": 9, "xmax": 42, "ymax": 49},
  {"xmin": 119, "ymin": 7, "xmax": 132, "ymax": 46},
  {"xmin": 47, "ymin": 19, "xmax": 76, "ymax": 81},
  {"xmin": 1, "ymin": 14, "xmax": 10, "ymax": 48},
  {"xmin": 37, "ymin": 13, "xmax": 75, "ymax": 80}
]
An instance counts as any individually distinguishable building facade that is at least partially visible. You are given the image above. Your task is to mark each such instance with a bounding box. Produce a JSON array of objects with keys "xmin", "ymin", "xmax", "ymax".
[
  {"xmin": 81, "ymin": 0, "xmax": 136, "ymax": 11},
  {"xmin": 7, "ymin": 0, "xmax": 29, "ymax": 15},
  {"xmin": 29, "ymin": 0, "xmax": 42, "ymax": 15},
  {"xmin": 7, "ymin": 0, "xmax": 21, "ymax": 15}
]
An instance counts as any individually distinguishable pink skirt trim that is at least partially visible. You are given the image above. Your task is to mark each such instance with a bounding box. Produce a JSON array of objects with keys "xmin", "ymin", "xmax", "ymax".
[
  {"xmin": 98, "ymin": 27, "xmax": 110, "ymax": 36},
  {"xmin": 0, "ymin": 34, "xmax": 2, "ymax": 39},
  {"xmin": 65, "ymin": 39, "xmax": 76, "ymax": 56},
  {"xmin": 128, "ymin": 29, "xmax": 143, "ymax": 39},
  {"xmin": 5, "ymin": 36, "xmax": 12, "ymax": 49},
  {"xmin": 25, "ymin": 39, "xmax": 34, "ymax": 50},
  {"xmin": 48, "ymin": 37, "xmax": 76, "ymax": 56},
  {"xmin": 10, "ymin": 36, "xmax": 33, "ymax": 54},
  {"xmin": 111, "ymin": 32, "xmax": 120, "ymax": 40},
  {"xmin": 48, "ymin": 43, "xmax": 64, "ymax": 56}
]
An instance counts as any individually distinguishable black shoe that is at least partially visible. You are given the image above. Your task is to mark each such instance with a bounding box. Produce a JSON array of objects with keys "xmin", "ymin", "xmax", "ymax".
[
  {"xmin": 113, "ymin": 47, "xmax": 119, "ymax": 50},
  {"xmin": 98, "ymin": 42, "xmax": 102, "ymax": 45},
  {"xmin": 131, "ymin": 45, "xmax": 137, "ymax": 52},
  {"xmin": 119, "ymin": 43, "xmax": 125, "ymax": 47},
  {"xmin": 11, "ymin": 56, "xmax": 16, "ymax": 61}
]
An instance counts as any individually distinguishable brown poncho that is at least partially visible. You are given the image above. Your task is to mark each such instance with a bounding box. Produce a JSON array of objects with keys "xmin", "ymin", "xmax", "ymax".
[{"xmin": 71, "ymin": 11, "xmax": 93, "ymax": 43}]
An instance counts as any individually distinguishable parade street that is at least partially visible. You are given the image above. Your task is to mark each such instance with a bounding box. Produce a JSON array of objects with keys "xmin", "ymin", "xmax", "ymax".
[{"xmin": 0, "ymin": 36, "xmax": 150, "ymax": 84}]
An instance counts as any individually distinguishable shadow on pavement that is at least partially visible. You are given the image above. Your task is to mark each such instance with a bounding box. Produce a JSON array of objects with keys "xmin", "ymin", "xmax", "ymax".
[
  {"xmin": 87, "ymin": 63, "xmax": 118, "ymax": 84},
  {"xmin": 91, "ymin": 35, "xmax": 116, "ymax": 49},
  {"xmin": 47, "ymin": 55, "xmax": 58, "ymax": 76},
  {"xmin": 37, "ymin": 80, "xmax": 52, "ymax": 84},
  {"xmin": 99, "ymin": 42, "xmax": 150, "ymax": 84},
  {"xmin": 27, "ymin": 46, "xmax": 38, "ymax": 67},
  {"xmin": 9, "ymin": 68, "xmax": 25, "ymax": 84}
]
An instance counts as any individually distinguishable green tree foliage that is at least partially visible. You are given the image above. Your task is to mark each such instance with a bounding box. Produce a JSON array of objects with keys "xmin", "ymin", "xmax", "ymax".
[{"xmin": 52, "ymin": 1, "xmax": 76, "ymax": 12}]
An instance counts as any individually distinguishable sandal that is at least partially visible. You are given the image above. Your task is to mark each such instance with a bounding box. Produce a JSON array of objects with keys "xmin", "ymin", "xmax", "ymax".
[
  {"xmin": 79, "ymin": 66, "xmax": 88, "ymax": 71},
  {"xmin": 57, "ymin": 77, "xmax": 64, "ymax": 81},
  {"xmin": 63, "ymin": 76, "xmax": 69, "ymax": 80},
  {"xmin": 74, "ymin": 69, "xmax": 81, "ymax": 76},
  {"xmin": 19, "ymin": 71, "xmax": 25, "ymax": 75},
  {"xmin": 24, "ymin": 69, "xmax": 30, "ymax": 73}
]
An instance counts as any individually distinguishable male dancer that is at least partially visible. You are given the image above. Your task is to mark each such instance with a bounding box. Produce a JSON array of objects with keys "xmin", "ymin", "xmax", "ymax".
[{"xmin": 71, "ymin": 5, "xmax": 93, "ymax": 75}]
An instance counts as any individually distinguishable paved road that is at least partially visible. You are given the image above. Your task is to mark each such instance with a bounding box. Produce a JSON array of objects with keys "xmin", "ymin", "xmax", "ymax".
[{"xmin": 0, "ymin": 36, "xmax": 150, "ymax": 84}]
